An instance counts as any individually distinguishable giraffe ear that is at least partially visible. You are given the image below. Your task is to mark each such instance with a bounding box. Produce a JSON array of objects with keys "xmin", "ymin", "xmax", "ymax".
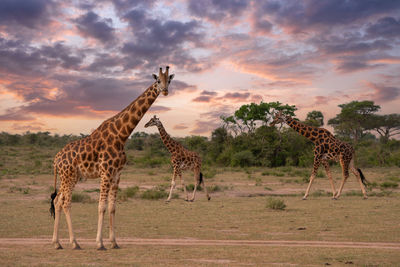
[
  {"xmin": 153, "ymin": 115, "xmax": 156, "ymax": 119},
  {"xmin": 169, "ymin": 74, "xmax": 174, "ymax": 80},
  {"xmin": 152, "ymin": 74, "xmax": 158, "ymax": 80}
]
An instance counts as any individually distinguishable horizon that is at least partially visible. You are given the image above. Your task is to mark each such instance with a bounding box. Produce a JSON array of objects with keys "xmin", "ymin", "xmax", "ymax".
[{"xmin": 0, "ymin": 0, "xmax": 399, "ymax": 138}]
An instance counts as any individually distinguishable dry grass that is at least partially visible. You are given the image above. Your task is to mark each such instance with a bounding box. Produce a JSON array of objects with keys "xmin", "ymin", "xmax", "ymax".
[{"xmin": 0, "ymin": 160, "xmax": 399, "ymax": 266}]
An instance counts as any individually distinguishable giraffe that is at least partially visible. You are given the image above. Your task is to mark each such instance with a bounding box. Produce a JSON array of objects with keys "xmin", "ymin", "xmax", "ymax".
[
  {"xmin": 49, "ymin": 66, "xmax": 175, "ymax": 250},
  {"xmin": 144, "ymin": 115, "xmax": 211, "ymax": 202},
  {"xmin": 270, "ymin": 111, "xmax": 368, "ymax": 200}
]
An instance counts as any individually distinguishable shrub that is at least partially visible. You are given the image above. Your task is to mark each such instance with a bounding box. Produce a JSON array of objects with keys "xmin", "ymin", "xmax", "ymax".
[
  {"xmin": 266, "ymin": 197, "xmax": 286, "ymax": 210},
  {"xmin": 141, "ymin": 188, "xmax": 168, "ymax": 200},
  {"xmin": 71, "ymin": 192, "xmax": 92, "ymax": 203},
  {"xmin": 186, "ymin": 184, "xmax": 203, "ymax": 191},
  {"xmin": 118, "ymin": 186, "xmax": 139, "ymax": 201},
  {"xmin": 231, "ymin": 150, "xmax": 254, "ymax": 167},
  {"xmin": 380, "ymin": 181, "xmax": 398, "ymax": 189}
]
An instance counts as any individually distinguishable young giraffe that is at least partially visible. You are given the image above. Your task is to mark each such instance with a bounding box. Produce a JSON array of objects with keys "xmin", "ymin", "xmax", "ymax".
[
  {"xmin": 50, "ymin": 67, "xmax": 174, "ymax": 250},
  {"xmin": 144, "ymin": 115, "xmax": 211, "ymax": 202},
  {"xmin": 270, "ymin": 111, "xmax": 368, "ymax": 200}
]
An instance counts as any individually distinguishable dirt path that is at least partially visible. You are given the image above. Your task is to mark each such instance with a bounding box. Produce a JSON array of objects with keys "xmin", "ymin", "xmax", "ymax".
[{"xmin": 0, "ymin": 238, "xmax": 399, "ymax": 250}]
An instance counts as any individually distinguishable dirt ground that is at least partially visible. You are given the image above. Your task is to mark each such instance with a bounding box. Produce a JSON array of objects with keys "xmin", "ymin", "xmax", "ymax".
[{"xmin": 0, "ymin": 166, "xmax": 399, "ymax": 266}]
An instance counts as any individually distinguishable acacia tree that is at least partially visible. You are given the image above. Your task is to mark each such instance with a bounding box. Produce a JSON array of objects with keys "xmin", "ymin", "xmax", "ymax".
[
  {"xmin": 328, "ymin": 100, "xmax": 380, "ymax": 143},
  {"xmin": 221, "ymin": 101, "xmax": 297, "ymax": 135},
  {"xmin": 304, "ymin": 110, "xmax": 324, "ymax": 127},
  {"xmin": 368, "ymin": 114, "xmax": 400, "ymax": 142}
]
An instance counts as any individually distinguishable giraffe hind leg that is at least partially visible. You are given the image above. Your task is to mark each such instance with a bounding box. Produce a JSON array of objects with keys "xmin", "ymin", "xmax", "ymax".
[
  {"xmin": 335, "ymin": 158, "xmax": 350, "ymax": 199},
  {"xmin": 322, "ymin": 160, "xmax": 337, "ymax": 199},
  {"xmin": 349, "ymin": 159, "xmax": 368, "ymax": 199},
  {"xmin": 52, "ymin": 192, "xmax": 63, "ymax": 249}
]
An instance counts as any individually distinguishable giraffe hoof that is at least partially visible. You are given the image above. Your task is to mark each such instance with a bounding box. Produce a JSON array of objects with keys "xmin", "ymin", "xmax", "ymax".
[
  {"xmin": 72, "ymin": 244, "xmax": 82, "ymax": 250},
  {"xmin": 302, "ymin": 197, "xmax": 307, "ymax": 200},
  {"xmin": 331, "ymin": 197, "xmax": 337, "ymax": 200},
  {"xmin": 111, "ymin": 243, "xmax": 120, "ymax": 249},
  {"xmin": 97, "ymin": 245, "xmax": 107, "ymax": 251},
  {"xmin": 363, "ymin": 196, "xmax": 368, "ymax": 200},
  {"xmin": 207, "ymin": 196, "xmax": 211, "ymax": 201},
  {"xmin": 54, "ymin": 243, "xmax": 63, "ymax": 250}
]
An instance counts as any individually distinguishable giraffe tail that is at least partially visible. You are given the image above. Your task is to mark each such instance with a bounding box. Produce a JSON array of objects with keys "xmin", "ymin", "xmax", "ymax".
[
  {"xmin": 357, "ymin": 168, "xmax": 368, "ymax": 187},
  {"xmin": 49, "ymin": 164, "xmax": 58, "ymax": 219},
  {"xmin": 199, "ymin": 172, "xmax": 204, "ymax": 185}
]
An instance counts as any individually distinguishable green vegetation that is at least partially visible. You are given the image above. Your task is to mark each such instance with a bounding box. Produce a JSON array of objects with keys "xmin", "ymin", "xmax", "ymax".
[
  {"xmin": 266, "ymin": 197, "xmax": 286, "ymax": 210},
  {"xmin": 71, "ymin": 192, "xmax": 93, "ymax": 203},
  {"xmin": 140, "ymin": 187, "xmax": 169, "ymax": 200},
  {"xmin": 118, "ymin": 186, "xmax": 140, "ymax": 201}
]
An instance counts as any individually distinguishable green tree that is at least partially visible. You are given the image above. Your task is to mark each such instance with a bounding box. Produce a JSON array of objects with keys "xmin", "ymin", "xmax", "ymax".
[
  {"xmin": 328, "ymin": 100, "xmax": 380, "ymax": 143},
  {"xmin": 304, "ymin": 110, "xmax": 324, "ymax": 127},
  {"xmin": 368, "ymin": 114, "xmax": 400, "ymax": 143}
]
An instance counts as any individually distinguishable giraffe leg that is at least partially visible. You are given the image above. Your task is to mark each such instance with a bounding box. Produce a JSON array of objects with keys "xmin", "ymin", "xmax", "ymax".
[
  {"xmin": 52, "ymin": 193, "xmax": 63, "ymax": 249},
  {"xmin": 322, "ymin": 160, "xmax": 336, "ymax": 199},
  {"xmin": 303, "ymin": 158, "xmax": 321, "ymax": 200},
  {"xmin": 62, "ymin": 188, "xmax": 81, "ymax": 250},
  {"xmin": 108, "ymin": 174, "xmax": 120, "ymax": 249},
  {"xmin": 349, "ymin": 158, "xmax": 368, "ymax": 199},
  {"xmin": 96, "ymin": 174, "xmax": 111, "ymax": 250},
  {"xmin": 189, "ymin": 168, "xmax": 201, "ymax": 202},
  {"xmin": 166, "ymin": 168, "xmax": 177, "ymax": 202},
  {"xmin": 179, "ymin": 172, "xmax": 188, "ymax": 201},
  {"xmin": 335, "ymin": 158, "xmax": 349, "ymax": 199}
]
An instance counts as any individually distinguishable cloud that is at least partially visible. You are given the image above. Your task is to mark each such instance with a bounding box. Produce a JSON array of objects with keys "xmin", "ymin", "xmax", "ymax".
[
  {"xmin": 259, "ymin": 0, "xmax": 400, "ymax": 34},
  {"xmin": 0, "ymin": 108, "xmax": 35, "ymax": 121},
  {"xmin": 192, "ymin": 90, "xmax": 218, "ymax": 102},
  {"xmin": 190, "ymin": 120, "xmax": 221, "ymax": 135},
  {"xmin": 220, "ymin": 92, "xmax": 251, "ymax": 102},
  {"xmin": 187, "ymin": 0, "xmax": 248, "ymax": 23},
  {"xmin": 148, "ymin": 105, "xmax": 171, "ymax": 113},
  {"xmin": 366, "ymin": 17, "xmax": 400, "ymax": 39},
  {"xmin": 0, "ymin": 0, "xmax": 56, "ymax": 29},
  {"xmin": 365, "ymin": 82, "xmax": 400, "ymax": 103},
  {"xmin": 73, "ymin": 11, "xmax": 116, "ymax": 44},
  {"xmin": 173, "ymin": 123, "xmax": 189, "ymax": 130}
]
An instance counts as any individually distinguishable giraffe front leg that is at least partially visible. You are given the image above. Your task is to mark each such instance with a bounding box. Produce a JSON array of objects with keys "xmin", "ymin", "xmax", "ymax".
[
  {"xmin": 322, "ymin": 160, "xmax": 337, "ymax": 199},
  {"xmin": 303, "ymin": 158, "xmax": 321, "ymax": 200},
  {"xmin": 52, "ymin": 193, "xmax": 63, "ymax": 249},
  {"xmin": 96, "ymin": 175, "xmax": 110, "ymax": 250},
  {"xmin": 166, "ymin": 170, "xmax": 177, "ymax": 202},
  {"xmin": 108, "ymin": 179, "xmax": 120, "ymax": 249}
]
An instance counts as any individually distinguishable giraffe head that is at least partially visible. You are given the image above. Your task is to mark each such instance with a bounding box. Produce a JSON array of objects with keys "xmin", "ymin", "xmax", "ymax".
[
  {"xmin": 270, "ymin": 110, "xmax": 286, "ymax": 127},
  {"xmin": 152, "ymin": 66, "xmax": 174, "ymax": 96},
  {"xmin": 144, "ymin": 115, "xmax": 162, "ymax": 128}
]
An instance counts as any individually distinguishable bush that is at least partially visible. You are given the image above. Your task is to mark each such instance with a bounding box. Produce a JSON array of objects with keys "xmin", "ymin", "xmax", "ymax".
[
  {"xmin": 186, "ymin": 184, "xmax": 203, "ymax": 191},
  {"xmin": 231, "ymin": 150, "xmax": 255, "ymax": 167},
  {"xmin": 118, "ymin": 186, "xmax": 139, "ymax": 201},
  {"xmin": 141, "ymin": 188, "xmax": 168, "ymax": 200},
  {"xmin": 380, "ymin": 181, "xmax": 398, "ymax": 189},
  {"xmin": 71, "ymin": 192, "xmax": 92, "ymax": 203},
  {"xmin": 266, "ymin": 197, "xmax": 286, "ymax": 210}
]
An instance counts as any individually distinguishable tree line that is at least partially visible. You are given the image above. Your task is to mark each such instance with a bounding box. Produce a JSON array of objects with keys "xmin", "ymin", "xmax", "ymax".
[{"xmin": 1, "ymin": 100, "xmax": 399, "ymax": 168}]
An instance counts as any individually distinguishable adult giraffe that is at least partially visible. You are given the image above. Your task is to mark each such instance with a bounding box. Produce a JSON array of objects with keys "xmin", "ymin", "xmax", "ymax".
[
  {"xmin": 50, "ymin": 66, "xmax": 174, "ymax": 250},
  {"xmin": 270, "ymin": 111, "xmax": 368, "ymax": 200}
]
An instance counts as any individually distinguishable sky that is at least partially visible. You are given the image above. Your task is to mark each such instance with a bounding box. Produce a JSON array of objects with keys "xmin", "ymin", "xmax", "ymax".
[{"xmin": 0, "ymin": 0, "xmax": 399, "ymax": 137}]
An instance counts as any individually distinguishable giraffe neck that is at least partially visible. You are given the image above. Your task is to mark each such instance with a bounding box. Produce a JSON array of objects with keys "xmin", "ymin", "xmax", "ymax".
[
  {"xmin": 96, "ymin": 83, "xmax": 160, "ymax": 143},
  {"xmin": 156, "ymin": 122, "xmax": 179, "ymax": 153},
  {"xmin": 284, "ymin": 116, "xmax": 320, "ymax": 142}
]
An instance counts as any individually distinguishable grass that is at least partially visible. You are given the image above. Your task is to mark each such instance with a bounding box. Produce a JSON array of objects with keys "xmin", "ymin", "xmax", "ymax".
[
  {"xmin": 266, "ymin": 197, "xmax": 286, "ymax": 210},
  {"xmin": 140, "ymin": 188, "xmax": 168, "ymax": 200},
  {"xmin": 71, "ymin": 192, "xmax": 93, "ymax": 203},
  {"xmin": 118, "ymin": 186, "xmax": 139, "ymax": 201}
]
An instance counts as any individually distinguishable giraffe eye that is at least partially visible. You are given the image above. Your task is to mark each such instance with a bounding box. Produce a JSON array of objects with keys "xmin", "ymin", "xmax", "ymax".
[{"xmin": 157, "ymin": 80, "xmax": 160, "ymax": 84}]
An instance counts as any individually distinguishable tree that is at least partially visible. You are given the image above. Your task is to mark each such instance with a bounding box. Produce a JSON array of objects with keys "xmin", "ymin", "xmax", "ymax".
[
  {"xmin": 328, "ymin": 100, "xmax": 380, "ymax": 143},
  {"xmin": 368, "ymin": 114, "xmax": 400, "ymax": 142},
  {"xmin": 304, "ymin": 110, "xmax": 324, "ymax": 127},
  {"xmin": 221, "ymin": 101, "xmax": 297, "ymax": 135}
]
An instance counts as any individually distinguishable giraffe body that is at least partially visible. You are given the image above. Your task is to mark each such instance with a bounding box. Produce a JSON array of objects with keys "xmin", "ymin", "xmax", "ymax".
[
  {"xmin": 50, "ymin": 67, "xmax": 174, "ymax": 250},
  {"xmin": 270, "ymin": 111, "xmax": 368, "ymax": 200},
  {"xmin": 144, "ymin": 116, "xmax": 210, "ymax": 202}
]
